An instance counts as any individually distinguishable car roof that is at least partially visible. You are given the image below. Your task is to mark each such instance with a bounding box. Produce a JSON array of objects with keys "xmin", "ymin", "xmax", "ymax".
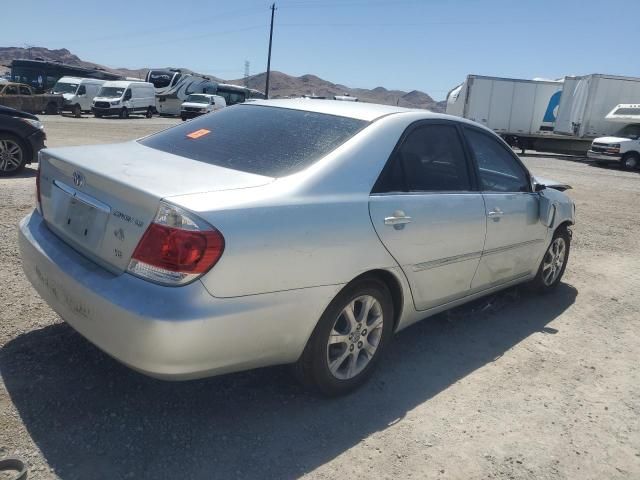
[{"xmin": 246, "ymin": 98, "xmax": 442, "ymax": 122}]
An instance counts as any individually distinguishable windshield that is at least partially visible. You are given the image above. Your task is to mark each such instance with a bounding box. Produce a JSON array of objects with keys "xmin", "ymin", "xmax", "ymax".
[
  {"xmin": 615, "ymin": 124, "xmax": 640, "ymax": 140},
  {"xmin": 98, "ymin": 86, "xmax": 124, "ymax": 98},
  {"xmin": 139, "ymin": 105, "xmax": 368, "ymax": 177},
  {"xmin": 52, "ymin": 82, "xmax": 79, "ymax": 94},
  {"xmin": 187, "ymin": 94, "xmax": 210, "ymax": 104}
]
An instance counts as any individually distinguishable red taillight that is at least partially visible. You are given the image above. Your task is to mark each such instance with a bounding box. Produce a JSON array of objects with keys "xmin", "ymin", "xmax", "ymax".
[
  {"xmin": 127, "ymin": 201, "xmax": 225, "ymax": 286},
  {"xmin": 132, "ymin": 223, "xmax": 224, "ymax": 274}
]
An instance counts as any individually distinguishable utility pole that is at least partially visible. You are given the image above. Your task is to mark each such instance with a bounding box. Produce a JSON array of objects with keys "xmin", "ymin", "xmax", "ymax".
[
  {"xmin": 265, "ymin": 3, "xmax": 276, "ymax": 99},
  {"xmin": 244, "ymin": 60, "xmax": 250, "ymax": 87}
]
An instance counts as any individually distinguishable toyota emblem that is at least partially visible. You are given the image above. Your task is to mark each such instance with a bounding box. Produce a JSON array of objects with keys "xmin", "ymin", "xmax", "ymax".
[{"xmin": 72, "ymin": 171, "xmax": 85, "ymax": 188}]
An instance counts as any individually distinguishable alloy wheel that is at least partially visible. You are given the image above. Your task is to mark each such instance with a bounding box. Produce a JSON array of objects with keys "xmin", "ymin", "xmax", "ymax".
[
  {"xmin": 326, "ymin": 295, "xmax": 384, "ymax": 380},
  {"xmin": 542, "ymin": 237, "xmax": 566, "ymax": 286},
  {"xmin": 0, "ymin": 139, "xmax": 23, "ymax": 172}
]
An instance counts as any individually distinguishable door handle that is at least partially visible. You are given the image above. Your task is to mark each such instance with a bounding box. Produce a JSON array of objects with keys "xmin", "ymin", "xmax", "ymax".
[
  {"xmin": 384, "ymin": 211, "xmax": 412, "ymax": 226},
  {"xmin": 487, "ymin": 207, "xmax": 504, "ymax": 217}
]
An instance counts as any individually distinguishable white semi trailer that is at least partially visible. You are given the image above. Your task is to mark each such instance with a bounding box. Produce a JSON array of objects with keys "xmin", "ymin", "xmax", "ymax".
[
  {"xmin": 554, "ymin": 74, "xmax": 640, "ymax": 138},
  {"xmin": 447, "ymin": 73, "xmax": 640, "ymax": 154},
  {"xmin": 446, "ymin": 75, "xmax": 564, "ymax": 153}
]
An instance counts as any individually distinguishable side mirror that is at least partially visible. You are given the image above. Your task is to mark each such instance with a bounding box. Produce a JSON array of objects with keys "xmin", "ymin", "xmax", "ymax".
[{"xmin": 535, "ymin": 183, "xmax": 546, "ymax": 192}]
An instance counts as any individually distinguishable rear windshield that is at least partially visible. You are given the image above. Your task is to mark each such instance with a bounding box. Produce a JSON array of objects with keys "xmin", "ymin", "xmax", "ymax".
[{"xmin": 139, "ymin": 104, "xmax": 368, "ymax": 177}]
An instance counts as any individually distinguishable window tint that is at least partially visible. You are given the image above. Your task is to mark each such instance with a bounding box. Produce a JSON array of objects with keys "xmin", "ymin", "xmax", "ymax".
[
  {"xmin": 19, "ymin": 85, "xmax": 31, "ymax": 95},
  {"xmin": 139, "ymin": 105, "xmax": 368, "ymax": 177},
  {"xmin": 375, "ymin": 124, "xmax": 471, "ymax": 192},
  {"xmin": 5, "ymin": 85, "xmax": 18, "ymax": 95},
  {"xmin": 464, "ymin": 128, "xmax": 530, "ymax": 192},
  {"xmin": 77, "ymin": 85, "xmax": 86, "ymax": 95}
]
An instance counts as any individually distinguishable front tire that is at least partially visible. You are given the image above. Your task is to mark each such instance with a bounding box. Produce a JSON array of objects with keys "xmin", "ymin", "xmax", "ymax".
[
  {"xmin": 73, "ymin": 104, "xmax": 82, "ymax": 118},
  {"xmin": 0, "ymin": 134, "xmax": 27, "ymax": 176},
  {"xmin": 44, "ymin": 102, "xmax": 58, "ymax": 115},
  {"xmin": 146, "ymin": 107, "xmax": 153, "ymax": 118},
  {"xmin": 621, "ymin": 153, "xmax": 640, "ymax": 171},
  {"xmin": 530, "ymin": 226, "xmax": 571, "ymax": 292},
  {"xmin": 294, "ymin": 278, "xmax": 394, "ymax": 396},
  {"xmin": 119, "ymin": 107, "xmax": 129, "ymax": 119}
]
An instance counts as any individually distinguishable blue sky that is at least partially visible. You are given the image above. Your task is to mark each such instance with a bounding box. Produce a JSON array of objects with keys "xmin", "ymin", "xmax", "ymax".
[{"xmin": 3, "ymin": 0, "xmax": 639, "ymax": 100}]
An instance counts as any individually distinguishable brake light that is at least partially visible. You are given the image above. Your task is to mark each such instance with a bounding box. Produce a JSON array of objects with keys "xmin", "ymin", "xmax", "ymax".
[{"xmin": 128, "ymin": 202, "xmax": 224, "ymax": 286}]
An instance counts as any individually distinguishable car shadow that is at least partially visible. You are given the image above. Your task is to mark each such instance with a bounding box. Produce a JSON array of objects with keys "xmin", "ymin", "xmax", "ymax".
[
  {"xmin": 0, "ymin": 284, "xmax": 577, "ymax": 480},
  {"xmin": 5, "ymin": 167, "xmax": 37, "ymax": 178}
]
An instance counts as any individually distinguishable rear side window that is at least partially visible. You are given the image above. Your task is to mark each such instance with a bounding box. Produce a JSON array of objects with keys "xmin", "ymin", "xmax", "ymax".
[
  {"xmin": 464, "ymin": 128, "xmax": 530, "ymax": 192},
  {"xmin": 139, "ymin": 105, "xmax": 368, "ymax": 177},
  {"xmin": 374, "ymin": 123, "xmax": 472, "ymax": 192}
]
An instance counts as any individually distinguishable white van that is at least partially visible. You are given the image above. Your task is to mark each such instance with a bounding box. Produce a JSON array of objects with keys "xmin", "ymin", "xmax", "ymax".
[
  {"xmin": 52, "ymin": 77, "xmax": 106, "ymax": 117},
  {"xmin": 180, "ymin": 93, "xmax": 226, "ymax": 121},
  {"xmin": 92, "ymin": 81, "xmax": 156, "ymax": 118}
]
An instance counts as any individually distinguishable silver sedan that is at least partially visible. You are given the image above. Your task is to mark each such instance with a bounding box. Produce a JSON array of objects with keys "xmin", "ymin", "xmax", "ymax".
[{"xmin": 19, "ymin": 100, "xmax": 575, "ymax": 395}]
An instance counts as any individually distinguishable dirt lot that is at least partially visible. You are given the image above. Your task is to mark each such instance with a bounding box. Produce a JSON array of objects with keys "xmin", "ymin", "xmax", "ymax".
[{"xmin": 0, "ymin": 115, "xmax": 639, "ymax": 480}]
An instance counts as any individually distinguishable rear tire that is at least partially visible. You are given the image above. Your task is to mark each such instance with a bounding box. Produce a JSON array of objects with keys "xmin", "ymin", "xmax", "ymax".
[
  {"xmin": 73, "ymin": 104, "xmax": 82, "ymax": 118},
  {"xmin": 120, "ymin": 107, "xmax": 129, "ymax": 119},
  {"xmin": 530, "ymin": 226, "xmax": 571, "ymax": 293},
  {"xmin": 44, "ymin": 102, "xmax": 58, "ymax": 115},
  {"xmin": 0, "ymin": 134, "xmax": 28, "ymax": 176},
  {"xmin": 294, "ymin": 278, "xmax": 394, "ymax": 396},
  {"xmin": 621, "ymin": 152, "xmax": 640, "ymax": 171}
]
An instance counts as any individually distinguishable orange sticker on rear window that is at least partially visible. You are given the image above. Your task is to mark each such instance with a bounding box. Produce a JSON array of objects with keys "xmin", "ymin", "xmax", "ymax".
[{"xmin": 186, "ymin": 128, "xmax": 211, "ymax": 139}]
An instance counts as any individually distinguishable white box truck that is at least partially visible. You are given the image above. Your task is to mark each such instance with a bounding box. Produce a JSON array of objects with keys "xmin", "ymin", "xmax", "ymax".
[{"xmin": 446, "ymin": 75, "xmax": 565, "ymax": 153}]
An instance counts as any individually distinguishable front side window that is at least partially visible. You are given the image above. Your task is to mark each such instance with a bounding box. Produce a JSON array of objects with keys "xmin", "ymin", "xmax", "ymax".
[
  {"xmin": 139, "ymin": 105, "xmax": 368, "ymax": 177},
  {"xmin": 374, "ymin": 123, "xmax": 472, "ymax": 192},
  {"xmin": 464, "ymin": 128, "xmax": 530, "ymax": 193},
  {"xmin": 77, "ymin": 85, "xmax": 86, "ymax": 95},
  {"xmin": 19, "ymin": 85, "xmax": 31, "ymax": 95}
]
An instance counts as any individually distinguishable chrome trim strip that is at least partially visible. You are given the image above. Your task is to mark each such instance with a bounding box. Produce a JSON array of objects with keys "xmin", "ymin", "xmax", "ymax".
[
  {"xmin": 53, "ymin": 180, "xmax": 111, "ymax": 214},
  {"xmin": 413, "ymin": 250, "xmax": 483, "ymax": 272},
  {"xmin": 482, "ymin": 239, "xmax": 544, "ymax": 257},
  {"xmin": 412, "ymin": 239, "xmax": 544, "ymax": 272}
]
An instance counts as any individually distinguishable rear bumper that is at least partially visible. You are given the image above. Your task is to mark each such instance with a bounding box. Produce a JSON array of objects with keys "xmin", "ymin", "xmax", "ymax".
[
  {"xmin": 586, "ymin": 150, "xmax": 621, "ymax": 162},
  {"xmin": 19, "ymin": 211, "xmax": 341, "ymax": 379},
  {"xmin": 26, "ymin": 129, "xmax": 46, "ymax": 163}
]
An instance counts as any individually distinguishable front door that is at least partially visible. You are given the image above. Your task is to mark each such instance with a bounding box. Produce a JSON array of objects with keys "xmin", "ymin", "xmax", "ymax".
[
  {"xmin": 369, "ymin": 121, "xmax": 487, "ymax": 311},
  {"xmin": 462, "ymin": 127, "xmax": 547, "ymax": 289}
]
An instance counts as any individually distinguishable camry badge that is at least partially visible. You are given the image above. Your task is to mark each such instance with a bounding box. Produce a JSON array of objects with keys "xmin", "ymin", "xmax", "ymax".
[{"xmin": 72, "ymin": 171, "xmax": 85, "ymax": 188}]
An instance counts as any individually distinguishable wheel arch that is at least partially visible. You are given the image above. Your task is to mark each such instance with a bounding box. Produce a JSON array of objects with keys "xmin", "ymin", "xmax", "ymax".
[{"xmin": 345, "ymin": 269, "xmax": 405, "ymax": 332}]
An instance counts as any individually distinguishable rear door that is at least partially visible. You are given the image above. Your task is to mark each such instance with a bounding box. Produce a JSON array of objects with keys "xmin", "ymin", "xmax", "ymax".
[
  {"xmin": 369, "ymin": 121, "xmax": 487, "ymax": 311},
  {"xmin": 462, "ymin": 126, "xmax": 547, "ymax": 289}
]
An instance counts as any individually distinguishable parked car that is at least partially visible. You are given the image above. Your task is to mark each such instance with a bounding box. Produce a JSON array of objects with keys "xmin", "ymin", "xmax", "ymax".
[
  {"xmin": 0, "ymin": 82, "xmax": 63, "ymax": 115},
  {"xmin": 586, "ymin": 104, "xmax": 640, "ymax": 170},
  {"xmin": 92, "ymin": 81, "xmax": 156, "ymax": 118},
  {"xmin": 180, "ymin": 93, "xmax": 226, "ymax": 121},
  {"xmin": 0, "ymin": 105, "xmax": 46, "ymax": 176},
  {"xmin": 52, "ymin": 77, "xmax": 106, "ymax": 118},
  {"xmin": 19, "ymin": 100, "xmax": 575, "ymax": 395}
]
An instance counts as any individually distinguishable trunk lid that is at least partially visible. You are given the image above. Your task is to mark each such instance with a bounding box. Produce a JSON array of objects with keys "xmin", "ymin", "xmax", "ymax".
[{"xmin": 38, "ymin": 141, "xmax": 272, "ymax": 273}]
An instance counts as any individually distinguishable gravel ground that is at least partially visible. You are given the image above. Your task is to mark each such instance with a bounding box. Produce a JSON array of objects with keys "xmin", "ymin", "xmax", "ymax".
[{"xmin": 0, "ymin": 116, "xmax": 639, "ymax": 480}]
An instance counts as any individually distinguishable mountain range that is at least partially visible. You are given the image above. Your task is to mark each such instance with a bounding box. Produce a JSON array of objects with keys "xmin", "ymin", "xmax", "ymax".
[{"xmin": 0, "ymin": 47, "xmax": 445, "ymax": 111}]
